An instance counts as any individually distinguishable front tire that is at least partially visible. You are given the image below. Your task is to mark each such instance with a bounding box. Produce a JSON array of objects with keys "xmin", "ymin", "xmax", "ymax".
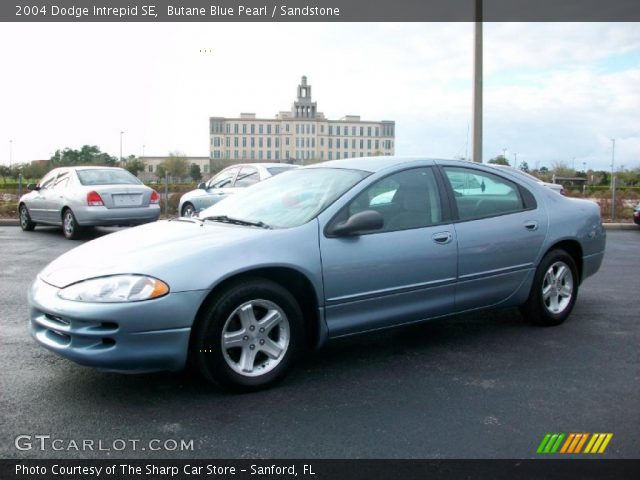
[
  {"xmin": 19, "ymin": 204, "xmax": 36, "ymax": 231},
  {"xmin": 191, "ymin": 278, "xmax": 304, "ymax": 391},
  {"xmin": 62, "ymin": 209, "xmax": 82, "ymax": 240},
  {"xmin": 521, "ymin": 249, "xmax": 578, "ymax": 326},
  {"xmin": 181, "ymin": 203, "xmax": 195, "ymax": 217}
]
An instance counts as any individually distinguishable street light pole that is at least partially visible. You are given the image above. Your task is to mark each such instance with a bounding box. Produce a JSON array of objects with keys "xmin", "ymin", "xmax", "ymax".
[
  {"xmin": 120, "ymin": 131, "xmax": 125, "ymax": 164},
  {"xmin": 610, "ymin": 139, "xmax": 616, "ymax": 221},
  {"xmin": 9, "ymin": 139, "xmax": 13, "ymax": 168}
]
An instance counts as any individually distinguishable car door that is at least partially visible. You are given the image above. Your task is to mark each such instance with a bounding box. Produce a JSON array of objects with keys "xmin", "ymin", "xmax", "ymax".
[
  {"xmin": 27, "ymin": 170, "xmax": 58, "ymax": 222},
  {"xmin": 320, "ymin": 167, "xmax": 457, "ymax": 337},
  {"xmin": 441, "ymin": 165, "xmax": 548, "ymax": 311},
  {"xmin": 202, "ymin": 167, "xmax": 240, "ymax": 208},
  {"xmin": 41, "ymin": 171, "xmax": 70, "ymax": 223}
]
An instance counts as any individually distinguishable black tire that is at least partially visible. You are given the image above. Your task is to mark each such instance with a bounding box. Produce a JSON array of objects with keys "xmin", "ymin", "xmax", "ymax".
[
  {"xmin": 19, "ymin": 204, "xmax": 36, "ymax": 231},
  {"xmin": 191, "ymin": 278, "xmax": 304, "ymax": 391},
  {"xmin": 62, "ymin": 208, "xmax": 83, "ymax": 240},
  {"xmin": 521, "ymin": 249, "xmax": 579, "ymax": 326},
  {"xmin": 181, "ymin": 203, "xmax": 195, "ymax": 217}
]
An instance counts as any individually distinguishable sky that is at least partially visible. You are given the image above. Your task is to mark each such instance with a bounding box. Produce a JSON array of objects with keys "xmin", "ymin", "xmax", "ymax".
[{"xmin": 1, "ymin": 22, "xmax": 638, "ymax": 171}]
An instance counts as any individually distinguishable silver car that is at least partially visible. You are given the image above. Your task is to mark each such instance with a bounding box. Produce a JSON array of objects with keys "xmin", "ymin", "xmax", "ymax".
[
  {"xmin": 178, "ymin": 162, "xmax": 298, "ymax": 217},
  {"xmin": 19, "ymin": 166, "xmax": 161, "ymax": 239},
  {"xmin": 29, "ymin": 158, "xmax": 605, "ymax": 391},
  {"xmin": 490, "ymin": 164, "xmax": 565, "ymax": 194}
]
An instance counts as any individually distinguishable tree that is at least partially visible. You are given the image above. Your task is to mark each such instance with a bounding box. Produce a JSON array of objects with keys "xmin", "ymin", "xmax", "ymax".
[
  {"xmin": 189, "ymin": 163, "xmax": 202, "ymax": 182},
  {"xmin": 551, "ymin": 160, "xmax": 574, "ymax": 178},
  {"xmin": 488, "ymin": 155, "xmax": 510, "ymax": 166},
  {"xmin": 160, "ymin": 152, "xmax": 188, "ymax": 181},
  {"xmin": 50, "ymin": 145, "xmax": 117, "ymax": 166},
  {"xmin": 123, "ymin": 157, "xmax": 145, "ymax": 176},
  {"xmin": 519, "ymin": 161, "xmax": 530, "ymax": 173},
  {"xmin": 156, "ymin": 164, "xmax": 166, "ymax": 180}
]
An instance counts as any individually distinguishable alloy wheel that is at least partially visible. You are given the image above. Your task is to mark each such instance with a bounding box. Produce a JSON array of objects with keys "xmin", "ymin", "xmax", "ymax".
[{"xmin": 542, "ymin": 261, "xmax": 574, "ymax": 314}]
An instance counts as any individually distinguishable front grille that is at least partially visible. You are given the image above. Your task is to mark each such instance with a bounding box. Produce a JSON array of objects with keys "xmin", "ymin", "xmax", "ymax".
[{"xmin": 32, "ymin": 310, "xmax": 119, "ymax": 350}]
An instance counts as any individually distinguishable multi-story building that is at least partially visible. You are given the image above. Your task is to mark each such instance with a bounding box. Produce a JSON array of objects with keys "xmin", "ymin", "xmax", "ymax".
[{"xmin": 209, "ymin": 76, "xmax": 395, "ymax": 164}]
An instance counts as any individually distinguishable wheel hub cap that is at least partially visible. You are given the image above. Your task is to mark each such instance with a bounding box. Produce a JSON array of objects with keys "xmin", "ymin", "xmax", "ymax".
[
  {"xmin": 542, "ymin": 261, "xmax": 574, "ymax": 314},
  {"xmin": 220, "ymin": 299, "xmax": 290, "ymax": 377}
]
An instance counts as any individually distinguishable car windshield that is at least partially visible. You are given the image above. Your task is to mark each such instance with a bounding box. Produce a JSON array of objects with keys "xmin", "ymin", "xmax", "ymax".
[
  {"xmin": 199, "ymin": 167, "xmax": 369, "ymax": 229},
  {"xmin": 77, "ymin": 169, "xmax": 142, "ymax": 186}
]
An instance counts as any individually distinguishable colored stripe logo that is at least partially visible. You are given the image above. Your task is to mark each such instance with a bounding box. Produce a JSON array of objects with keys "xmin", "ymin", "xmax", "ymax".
[{"xmin": 537, "ymin": 433, "xmax": 613, "ymax": 454}]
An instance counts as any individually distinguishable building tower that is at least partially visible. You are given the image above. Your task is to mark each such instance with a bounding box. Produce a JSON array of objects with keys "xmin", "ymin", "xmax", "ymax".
[{"xmin": 292, "ymin": 76, "xmax": 317, "ymax": 118}]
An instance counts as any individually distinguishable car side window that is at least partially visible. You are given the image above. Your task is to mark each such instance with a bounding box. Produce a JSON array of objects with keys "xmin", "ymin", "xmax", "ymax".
[
  {"xmin": 346, "ymin": 167, "xmax": 443, "ymax": 233},
  {"xmin": 444, "ymin": 167, "xmax": 525, "ymax": 221},
  {"xmin": 234, "ymin": 167, "xmax": 259, "ymax": 188},
  {"xmin": 52, "ymin": 173, "xmax": 69, "ymax": 190},
  {"xmin": 38, "ymin": 172, "xmax": 57, "ymax": 190},
  {"xmin": 208, "ymin": 168, "xmax": 238, "ymax": 189}
]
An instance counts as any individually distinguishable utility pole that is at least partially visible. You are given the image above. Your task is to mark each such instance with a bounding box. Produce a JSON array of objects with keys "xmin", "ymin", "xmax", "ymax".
[
  {"xmin": 514, "ymin": 152, "xmax": 518, "ymax": 167},
  {"xmin": 471, "ymin": 0, "xmax": 483, "ymax": 163},
  {"xmin": 120, "ymin": 131, "xmax": 125, "ymax": 164},
  {"xmin": 9, "ymin": 139, "xmax": 13, "ymax": 168},
  {"xmin": 610, "ymin": 139, "xmax": 616, "ymax": 221}
]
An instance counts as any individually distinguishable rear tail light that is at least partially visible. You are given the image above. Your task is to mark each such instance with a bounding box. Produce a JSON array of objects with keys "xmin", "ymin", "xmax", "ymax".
[
  {"xmin": 560, "ymin": 188, "xmax": 566, "ymax": 196},
  {"xmin": 86, "ymin": 191, "xmax": 104, "ymax": 206},
  {"xmin": 150, "ymin": 190, "xmax": 160, "ymax": 204}
]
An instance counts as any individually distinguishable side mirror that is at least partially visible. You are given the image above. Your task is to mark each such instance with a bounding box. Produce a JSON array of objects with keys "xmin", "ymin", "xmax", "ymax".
[
  {"xmin": 27, "ymin": 183, "xmax": 39, "ymax": 191},
  {"xmin": 327, "ymin": 210, "xmax": 384, "ymax": 237},
  {"xmin": 198, "ymin": 182, "xmax": 207, "ymax": 190}
]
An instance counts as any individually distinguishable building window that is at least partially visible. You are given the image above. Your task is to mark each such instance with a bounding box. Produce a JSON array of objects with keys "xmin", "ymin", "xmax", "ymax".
[
  {"xmin": 375, "ymin": 140, "xmax": 379, "ymax": 149},
  {"xmin": 226, "ymin": 137, "xmax": 230, "ymax": 147},
  {"xmin": 296, "ymin": 124, "xmax": 300, "ymax": 134},
  {"xmin": 275, "ymin": 151, "xmax": 280, "ymax": 160},
  {"xmin": 234, "ymin": 124, "xmax": 239, "ymax": 134},
  {"xmin": 267, "ymin": 151, "xmax": 271, "ymax": 160},
  {"xmin": 267, "ymin": 138, "xmax": 271, "ymax": 148},
  {"xmin": 376, "ymin": 127, "xmax": 380, "ymax": 137},
  {"xmin": 226, "ymin": 124, "xmax": 230, "ymax": 134},
  {"xmin": 368, "ymin": 139, "xmax": 372, "ymax": 149},
  {"xmin": 275, "ymin": 125, "xmax": 280, "ymax": 134},
  {"xmin": 250, "ymin": 124, "xmax": 254, "ymax": 134},
  {"xmin": 328, "ymin": 138, "xmax": 333, "ymax": 148},
  {"xmin": 368, "ymin": 127, "xmax": 372, "ymax": 136},
  {"xmin": 226, "ymin": 150, "xmax": 230, "ymax": 159},
  {"xmin": 234, "ymin": 150, "xmax": 239, "ymax": 159},
  {"xmin": 242, "ymin": 137, "xmax": 247, "ymax": 147},
  {"xmin": 148, "ymin": 165, "xmax": 153, "ymax": 172},
  {"xmin": 337, "ymin": 152, "xmax": 341, "ymax": 159},
  {"xmin": 320, "ymin": 125, "xmax": 324, "ymax": 134},
  {"xmin": 250, "ymin": 151, "xmax": 255, "ymax": 160},
  {"xmin": 285, "ymin": 151, "xmax": 289, "ymax": 160},
  {"xmin": 286, "ymin": 137, "xmax": 289, "ymax": 146},
  {"xmin": 312, "ymin": 124, "xmax": 316, "ymax": 134},
  {"xmin": 329, "ymin": 125, "xmax": 333, "ymax": 135},
  {"xmin": 286, "ymin": 124, "xmax": 290, "ymax": 133},
  {"xmin": 352, "ymin": 139, "xmax": 356, "ymax": 148},
  {"xmin": 275, "ymin": 138, "xmax": 280, "ymax": 148},
  {"xmin": 259, "ymin": 124, "xmax": 263, "ymax": 134},
  {"xmin": 234, "ymin": 137, "xmax": 238, "ymax": 147},
  {"xmin": 259, "ymin": 138, "xmax": 263, "ymax": 148},
  {"xmin": 328, "ymin": 152, "xmax": 333, "ymax": 160},
  {"xmin": 258, "ymin": 150, "xmax": 263, "ymax": 160},
  {"xmin": 204, "ymin": 164, "xmax": 209, "ymax": 173},
  {"xmin": 267, "ymin": 124, "xmax": 271, "ymax": 134},
  {"xmin": 320, "ymin": 138, "xmax": 324, "ymax": 147},
  {"xmin": 360, "ymin": 139, "xmax": 364, "ymax": 148},
  {"xmin": 336, "ymin": 126, "xmax": 340, "ymax": 136},
  {"xmin": 243, "ymin": 124, "xmax": 247, "ymax": 134},
  {"xmin": 352, "ymin": 126, "xmax": 356, "ymax": 136}
]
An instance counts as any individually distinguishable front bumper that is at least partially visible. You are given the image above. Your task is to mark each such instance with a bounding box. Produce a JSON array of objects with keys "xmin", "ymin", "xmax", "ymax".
[
  {"xmin": 29, "ymin": 278, "xmax": 207, "ymax": 373},
  {"xmin": 74, "ymin": 205, "xmax": 161, "ymax": 226}
]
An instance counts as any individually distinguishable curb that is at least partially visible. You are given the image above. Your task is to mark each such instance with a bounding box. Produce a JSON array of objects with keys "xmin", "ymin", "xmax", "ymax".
[{"xmin": 0, "ymin": 219, "xmax": 637, "ymax": 230}]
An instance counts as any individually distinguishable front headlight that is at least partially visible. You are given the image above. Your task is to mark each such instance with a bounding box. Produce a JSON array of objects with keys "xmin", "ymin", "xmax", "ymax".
[{"xmin": 58, "ymin": 275, "xmax": 170, "ymax": 303}]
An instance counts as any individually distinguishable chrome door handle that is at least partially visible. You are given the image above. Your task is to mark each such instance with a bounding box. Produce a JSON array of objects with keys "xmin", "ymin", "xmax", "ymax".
[
  {"xmin": 432, "ymin": 232, "xmax": 453, "ymax": 244},
  {"xmin": 524, "ymin": 221, "xmax": 538, "ymax": 231}
]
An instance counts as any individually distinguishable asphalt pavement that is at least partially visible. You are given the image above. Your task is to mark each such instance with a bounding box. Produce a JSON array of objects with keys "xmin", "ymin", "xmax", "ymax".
[{"xmin": 0, "ymin": 226, "xmax": 638, "ymax": 459}]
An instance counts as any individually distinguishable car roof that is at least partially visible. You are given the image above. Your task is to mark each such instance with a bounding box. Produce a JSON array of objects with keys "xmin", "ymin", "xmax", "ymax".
[
  {"xmin": 226, "ymin": 162, "xmax": 298, "ymax": 170},
  {"xmin": 306, "ymin": 156, "xmax": 441, "ymax": 173}
]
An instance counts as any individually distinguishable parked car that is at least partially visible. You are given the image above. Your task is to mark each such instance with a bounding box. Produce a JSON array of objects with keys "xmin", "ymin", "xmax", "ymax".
[
  {"xmin": 19, "ymin": 166, "xmax": 161, "ymax": 239},
  {"xmin": 178, "ymin": 163, "xmax": 298, "ymax": 217},
  {"xmin": 634, "ymin": 203, "xmax": 640, "ymax": 226},
  {"xmin": 29, "ymin": 158, "xmax": 605, "ymax": 390},
  {"xmin": 489, "ymin": 164, "xmax": 565, "ymax": 195}
]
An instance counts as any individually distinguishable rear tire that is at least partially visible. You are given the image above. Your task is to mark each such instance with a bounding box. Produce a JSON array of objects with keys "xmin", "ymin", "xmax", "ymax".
[
  {"xmin": 19, "ymin": 204, "xmax": 36, "ymax": 231},
  {"xmin": 521, "ymin": 249, "xmax": 579, "ymax": 326},
  {"xmin": 62, "ymin": 208, "xmax": 83, "ymax": 240},
  {"xmin": 191, "ymin": 278, "xmax": 304, "ymax": 391}
]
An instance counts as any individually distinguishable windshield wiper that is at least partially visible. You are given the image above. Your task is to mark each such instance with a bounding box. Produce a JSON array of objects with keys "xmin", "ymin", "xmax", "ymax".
[{"xmin": 201, "ymin": 215, "xmax": 271, "ymax": 229}]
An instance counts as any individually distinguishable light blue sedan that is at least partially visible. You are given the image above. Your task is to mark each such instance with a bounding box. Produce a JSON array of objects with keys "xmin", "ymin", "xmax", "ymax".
[{"xmin": 29, "ymin": 157, "xmax": 606, "ymax": 390}]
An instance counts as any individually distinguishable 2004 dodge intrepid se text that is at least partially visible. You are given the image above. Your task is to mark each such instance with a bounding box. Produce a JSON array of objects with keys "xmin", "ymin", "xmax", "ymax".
[{"xmin": 29, "ymin": 158, "xmax": 606, "ymax": 391}]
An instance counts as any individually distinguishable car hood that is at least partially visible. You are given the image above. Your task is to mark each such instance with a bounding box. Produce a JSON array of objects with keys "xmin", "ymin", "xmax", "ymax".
[{"xmin": 39, "ymin": 219, "xmax": 268, "ymax": 288}]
